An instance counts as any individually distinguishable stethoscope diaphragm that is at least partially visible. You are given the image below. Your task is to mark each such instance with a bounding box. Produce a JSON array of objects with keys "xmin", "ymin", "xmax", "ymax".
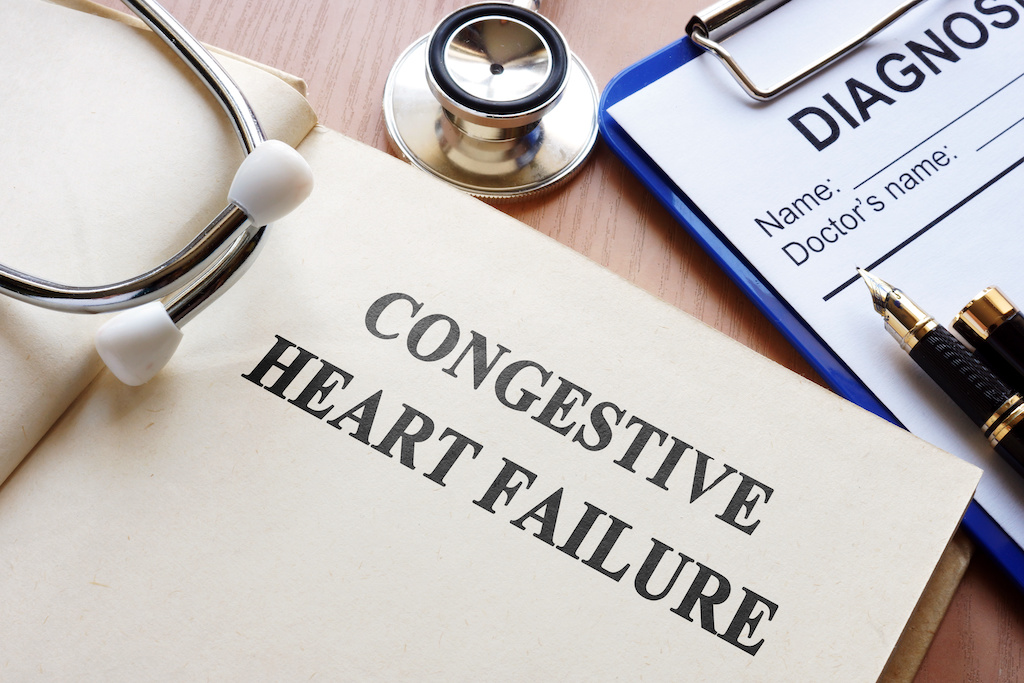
[{"xmin": 383, "ymin": 2, "xmax": 598, "ymax": 200}]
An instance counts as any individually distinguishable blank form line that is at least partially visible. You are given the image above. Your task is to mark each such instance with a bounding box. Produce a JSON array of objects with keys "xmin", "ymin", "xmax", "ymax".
[
  {"xmin": 977, "ymin": 115, "xmax": 1024, "ymax": 152},
  {"xmin": 851, "ymin": 70, "xmax": 1024, "ymax": 191},
  {"xmin": 823, "ymin": 153, "xmax": 1024, "ymax": 302}
]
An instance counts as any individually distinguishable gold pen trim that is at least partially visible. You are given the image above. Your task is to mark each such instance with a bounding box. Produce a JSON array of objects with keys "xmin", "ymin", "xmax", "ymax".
[
  {"xmin": 984, "ymin": 394, "xmax": 1023, "ymax": 434},
  {"xmin": 952, "ymin": 286, "xmax": 1016, "ymax": 345},
  {"xmin": 896, "ymin": 317, "xmax": 937, "ymax": 351},
  {"xmin": 989, "ymin": 400, "xmax": 1024, "ymax": 447}
]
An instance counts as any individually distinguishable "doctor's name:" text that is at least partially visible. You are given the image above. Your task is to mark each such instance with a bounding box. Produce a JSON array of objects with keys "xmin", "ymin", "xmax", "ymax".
[{"xmin": 752, "ymin": 146, "xmax": 955, "ymax": 266}]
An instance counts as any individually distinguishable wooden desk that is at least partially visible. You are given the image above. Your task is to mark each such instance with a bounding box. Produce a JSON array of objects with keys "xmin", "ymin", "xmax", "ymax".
[{"xmin": 93, "ymin": 0, "xmax": 1024, "ymax": 679}]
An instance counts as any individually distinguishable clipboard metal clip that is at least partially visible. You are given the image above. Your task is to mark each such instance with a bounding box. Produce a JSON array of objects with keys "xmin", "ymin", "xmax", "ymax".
[{"xmin": 687, "ymin": 0, "xmax": 928, "ymax": 100}]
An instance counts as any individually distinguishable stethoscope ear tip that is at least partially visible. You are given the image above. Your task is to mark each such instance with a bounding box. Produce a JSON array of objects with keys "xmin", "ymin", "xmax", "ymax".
[
  {"xmin": 228, "ymin": 140, "xmax": 314, "ymax": 226},
  {"xmin": 93, "ymin": 139, "xmax": 316, "ymax": 386},
  {"xmin": 95, "ymin": 301, "xmax": 183, "ymax": 386},
  {"xmin": 2, "ymin": 3, "xmax": 313, "ymax": 386}
]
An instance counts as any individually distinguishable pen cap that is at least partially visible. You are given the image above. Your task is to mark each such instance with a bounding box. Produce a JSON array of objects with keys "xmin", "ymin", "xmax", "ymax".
[
  {"xmin": 952, "ymin": 287, "xmax": 1016, "ymax": 345},
  {"xmin": 952, "ymin": 287, "xmax": 1024, "ymax": 392}
]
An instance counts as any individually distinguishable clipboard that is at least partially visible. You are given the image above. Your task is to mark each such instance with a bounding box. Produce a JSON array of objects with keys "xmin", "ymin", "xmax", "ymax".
[{"xmin": 597, "ymin": 10, "xmax": 1024, "ymax": 589}]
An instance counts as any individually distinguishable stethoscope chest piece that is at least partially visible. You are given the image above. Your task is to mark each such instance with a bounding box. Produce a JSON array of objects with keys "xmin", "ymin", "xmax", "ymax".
[{"xmin": 384, "ymin": 2, "xmax": 598, "ymax": 200}]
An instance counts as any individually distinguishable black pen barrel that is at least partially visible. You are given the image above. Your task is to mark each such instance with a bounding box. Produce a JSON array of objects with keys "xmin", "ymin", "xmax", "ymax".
[
  {"xmin": 858, "ymin": 270, "xmax": 1024, "ymax": 478},
  {"xmin": 910, "ymin": 325, "xmax": 1024, "ymax": 476},
  {"xmin": 909, "ymin": 326, "xmax": 1013, "ymax": 426}
]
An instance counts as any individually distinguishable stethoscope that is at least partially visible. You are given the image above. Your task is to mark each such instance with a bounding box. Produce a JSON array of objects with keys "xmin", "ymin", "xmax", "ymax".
[
  {"xmin": 3, "ymin": 0, "xmax": 313, "ymax": 385},
  {"xmin": 383, "ymin": 1, "xmax": 599, "ymax": 199}
]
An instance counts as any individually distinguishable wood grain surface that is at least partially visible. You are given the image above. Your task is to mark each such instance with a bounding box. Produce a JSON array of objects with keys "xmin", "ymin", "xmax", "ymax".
[{"xmin": 91, "ymin": 0, "xmax": 1024, "ymax": 679}]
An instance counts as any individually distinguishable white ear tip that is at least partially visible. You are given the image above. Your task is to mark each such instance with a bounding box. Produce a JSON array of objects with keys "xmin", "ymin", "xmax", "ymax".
[
  {"xmin": 95, "ymin": 301, "xmax": 183, "ymax": 386},
  {"xmin": 228, "ymin": 139, "xmax": 313, "ymax": 226}
]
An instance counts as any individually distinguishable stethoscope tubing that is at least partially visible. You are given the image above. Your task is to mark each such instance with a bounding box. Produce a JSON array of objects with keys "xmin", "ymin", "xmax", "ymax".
[
  {"xmin": 0, "ymin": 206, "xmax": 250, "ymax": 315},
  {"xmin": 0, "ymin": 0, "xmax": 266, "ymax": 323},
  {"xmin": 122, "ymin": 0, "xmax": 264, "ymax": 153}
]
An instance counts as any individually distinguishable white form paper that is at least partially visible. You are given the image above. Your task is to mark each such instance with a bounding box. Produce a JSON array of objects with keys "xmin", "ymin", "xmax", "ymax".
[{"xmin": 609, "ymin": 0, "xmax": 1024, "ymax": 547}]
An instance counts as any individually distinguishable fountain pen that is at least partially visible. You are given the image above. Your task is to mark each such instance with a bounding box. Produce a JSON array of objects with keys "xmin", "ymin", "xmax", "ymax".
[{"xmin": 857, "ymin": 268, "xmax": 1024, "ymax": 477}]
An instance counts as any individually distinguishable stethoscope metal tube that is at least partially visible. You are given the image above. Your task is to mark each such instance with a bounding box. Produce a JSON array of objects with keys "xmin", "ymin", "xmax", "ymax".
[
  {"xmin": 0, "ymin": 0, "xmax": 264, "ymax": 316},
  {"xmin": 0, "ymin": 0, "xmax": 313, "ymax": 384},
  {"xmin": 164, "ymin": 224, "xmax": 268, "ymax": 327},
  {"xmin": 121, "ymin": 0, "xmax": 265, "ymax": 154},
  {"xmin": 0, "ymin": 205, "xmax": 250, "ymax": 314}
]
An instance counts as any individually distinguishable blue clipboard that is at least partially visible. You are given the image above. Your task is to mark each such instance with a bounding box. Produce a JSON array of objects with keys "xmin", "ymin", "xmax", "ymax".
[{"xmin": 598, "ymin": 36, "xmax": 1024, "ymax": 590}]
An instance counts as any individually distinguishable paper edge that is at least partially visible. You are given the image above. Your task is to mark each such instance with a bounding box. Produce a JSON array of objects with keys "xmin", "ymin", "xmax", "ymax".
[{"xmin": 878, "ymin": 531, "xmax": 974, "ymax": 682}]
